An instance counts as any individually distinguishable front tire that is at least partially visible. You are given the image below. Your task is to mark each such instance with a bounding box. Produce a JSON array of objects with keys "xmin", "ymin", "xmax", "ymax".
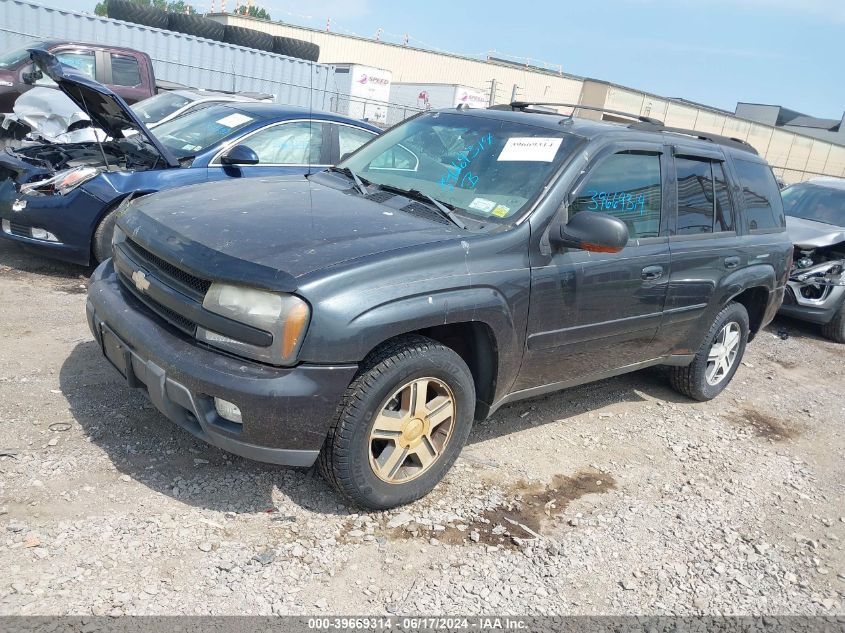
[
  {"xmin": 669, "ymin": 302, "xmax": 749, "ymax": 401},
  {"xmin": 318, "ymin": 335, "xmax": 475, "ymax": 510},
  {"xmin": 92, "ymin": 209, "xmax": 118, "ymax": 264},
  {"xmin": 820, "ymin": 303, "xmax": 845, "ymax": 343}
]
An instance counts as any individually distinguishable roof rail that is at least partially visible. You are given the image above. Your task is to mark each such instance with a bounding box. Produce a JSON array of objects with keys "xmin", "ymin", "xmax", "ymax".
[
  {"xmin": 628, "ymin": 121, "xmax": 758, "ymax": 154},
  {"xmin": 501, "ymin": 101, "xmax": 664, "ymax": 125}
]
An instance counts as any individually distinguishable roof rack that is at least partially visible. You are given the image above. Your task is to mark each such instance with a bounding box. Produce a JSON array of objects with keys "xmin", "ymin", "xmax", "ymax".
[
  {"xmin": 499, "ymin": 101, "xmax": 664, "ymax": 125},
  {"xmin": 628, "ymin": 121, "xmax": 758, "ymax": 154},
  {"xmin": 495, "ymin": 101, "xmax": 759, "ymax": 154}
]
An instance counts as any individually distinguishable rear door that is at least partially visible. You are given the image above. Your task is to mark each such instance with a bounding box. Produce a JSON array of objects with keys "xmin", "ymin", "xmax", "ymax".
[
  {"xmin": 102, "ymin": 51, "xmax": 149, "ymax": 104},
  {"xmin": 516, "ymin": 142, "xmax": 671, "ymax": 391},
  {"xmin": 651, "ymin": 145, "xmax": 744, "ymax": 354},
  {"xmin": 327, "ymin": 122, "xmax": 379, "ymax": 163}
]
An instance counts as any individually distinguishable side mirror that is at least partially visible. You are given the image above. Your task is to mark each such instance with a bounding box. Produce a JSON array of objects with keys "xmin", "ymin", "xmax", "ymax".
[
  {"xmin": 22, "ymin": 69, "xmax": 43, "ymax": 84},
  {"xmin": 551, "ymin": 210, "xmax": 629, "ymax": 253},
  {"xmin": 340, "ymin": 152, "xmax": 352, "ymax": 162},
  {"xmin": 221, "ymin": 144, "xmax": 259, "ymax": 166}
]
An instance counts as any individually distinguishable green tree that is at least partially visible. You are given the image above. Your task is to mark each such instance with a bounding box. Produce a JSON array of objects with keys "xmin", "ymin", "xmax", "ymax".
[
  {"xmin": 95, "ymin": 0, "xmax": 197, "ymax": 16},
  {"xmin": 236, "ymin": 5, "xmax": 271, "ymax": 20}
]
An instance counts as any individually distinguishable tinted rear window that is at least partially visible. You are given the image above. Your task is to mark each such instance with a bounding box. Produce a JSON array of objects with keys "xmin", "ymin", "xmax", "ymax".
[{"xmin": 733, "ymin": 159, "xmax": 785, "ymax": 231}]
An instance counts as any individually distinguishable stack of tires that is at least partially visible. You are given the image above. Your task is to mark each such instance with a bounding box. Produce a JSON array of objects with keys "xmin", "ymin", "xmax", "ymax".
[{"xmin": 105, "ymin": 0, "xmax": 320, "ymax": 62}]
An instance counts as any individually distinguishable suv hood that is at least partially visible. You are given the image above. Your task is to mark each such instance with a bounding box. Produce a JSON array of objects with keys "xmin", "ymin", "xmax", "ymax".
[
  {"xmin": 786, "ymin": 216, "xmax": 845, "ymax": 249},
  {"xmin": 119, "ymin": 176, "xmax": 468, "ymax": 291},
  {"xmin": 28, "ymin": 49, "xmax": 178, "ymax": 167}
]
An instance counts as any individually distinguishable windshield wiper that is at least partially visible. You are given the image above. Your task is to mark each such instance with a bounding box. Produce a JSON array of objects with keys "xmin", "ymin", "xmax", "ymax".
[
  {"xmin": 374, "ymin": 183, "xmax": 468, "ymax": 230},
  {"xmin": 329, "ymin": 166, "xmax": 369, "ymax": 195}
]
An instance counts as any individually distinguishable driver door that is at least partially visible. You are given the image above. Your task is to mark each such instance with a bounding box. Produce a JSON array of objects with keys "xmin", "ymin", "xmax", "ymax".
[
  {"xmin": 515, "ymin": 143, "xmax": 671, "ymax": 392},
  {"xmin": 206, "ymin": 120, "xmax": 332, "ymax": 181}
]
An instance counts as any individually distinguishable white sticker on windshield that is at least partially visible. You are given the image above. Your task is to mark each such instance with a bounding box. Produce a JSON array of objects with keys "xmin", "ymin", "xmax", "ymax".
[
  {"xmin": 468, "ymin": 197, "xmax": 496, "ymax": 213},
  {"xmin": 215, "ymin": 113, "xmax": 253, "ymax": 128},
  {"xmin": 497, "ymin": 137, "xmax": 562, "ymax": 162}
]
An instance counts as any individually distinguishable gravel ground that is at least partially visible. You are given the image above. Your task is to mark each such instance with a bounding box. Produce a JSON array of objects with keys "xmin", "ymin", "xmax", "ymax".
[{"xmin": 0, "ymin": 239, "xmax": 843, "ymax": 616}]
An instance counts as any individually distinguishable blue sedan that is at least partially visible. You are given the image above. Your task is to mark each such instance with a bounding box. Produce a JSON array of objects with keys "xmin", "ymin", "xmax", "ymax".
[{"xmin": 0, "ymin": 49, "xmax": 381, "ymax": 265}]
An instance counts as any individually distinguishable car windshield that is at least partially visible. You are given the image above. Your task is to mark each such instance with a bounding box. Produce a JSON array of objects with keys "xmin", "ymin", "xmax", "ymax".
[
  {"xmin": 0, "ymin": 44, "xmax": 39, "ymax": 69},
  {"xmin": 152, "ymin": 104, "xmax": 258, "ymax": 159},
  {"xmin": 339, "ymin": 111, "xmax": 581, "ymax": 222},
  {"xmin": 132, "ymin": 92, "xmax": 193, "ymax": 125},
  {"xmin": 782, "ymin": 183, "xmax": 845, "ymax": 227}
]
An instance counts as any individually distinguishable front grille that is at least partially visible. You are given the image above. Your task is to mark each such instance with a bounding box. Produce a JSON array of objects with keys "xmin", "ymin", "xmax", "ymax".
[
  {"xmin": 125, "ymin": 238, "xmax": 211, "ymax": 297},
  {"xmin": 401, "ymin": 202, "xmax": 450, "ymax": 225},
  {"xmin": 9, "ymin": 220, "xmax": 29, "ymax": 237},
  {"xmin": 118, "ymin": 271, "xmax": 197, "ymax": 335}
]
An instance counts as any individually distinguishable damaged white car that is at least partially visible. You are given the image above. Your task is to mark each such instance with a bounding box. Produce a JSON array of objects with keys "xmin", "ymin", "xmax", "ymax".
[
  {"xmin": 779, "ymin": 177, "xmax": 845, "ymax": 342},
  {"xmin": 0, "ymin": 86, "xmax": 103, "ymax": 146}
]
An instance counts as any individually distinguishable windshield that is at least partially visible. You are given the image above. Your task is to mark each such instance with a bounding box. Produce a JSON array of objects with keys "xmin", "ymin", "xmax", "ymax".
[
  {"xmin": 152, "ymin": 104, "xmax": 258, "ymax": 159},
  {"xmin": 339, "ymin": 111, "xmax": 581, "ymax": 222},
  {"xmin": 132, "ymin": 92, "xmax": 193, "ymax": 125},
  {"xmin": 782, "ymin": 183, "xmax": 845, "ymax": 227},
  {"xmin": 0, "ymin": 44, "xmax": 40, "ymax": 69}
]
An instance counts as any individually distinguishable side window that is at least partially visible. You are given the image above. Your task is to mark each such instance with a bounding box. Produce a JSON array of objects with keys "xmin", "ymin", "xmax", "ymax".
[
  {"xmin": 733, "ymin": 159, "xmax": 785, "ymax": 231},
  {"xmin": 713, "ymin": 163, "xmax": 734, "ymax": 232},
  {"xmin": 675, "ymin": 157, "xmax": 714, "ymax": 235},
  {"xmin": 53, "ymin": 51, "xmax": 97, "ymax": 79},
  {"xmin": 242, "ymin": 122, "xmax": 323, "ymax": 165},
  {"xmin": 110, "ymin": 53, "xmax": 141, "ymax": 87},
  {"xmin": 571, "ymin": 152, "xmax": 662, "ymax": 239},
  {"xmin": 338, "ymin": 125, "xmax": 376, "ymax": 159}
]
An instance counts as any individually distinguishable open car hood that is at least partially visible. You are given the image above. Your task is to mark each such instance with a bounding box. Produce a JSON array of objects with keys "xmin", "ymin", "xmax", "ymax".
[{"xmin": 28, "ymin": 48, "xmax": 178, "ymax": 168}]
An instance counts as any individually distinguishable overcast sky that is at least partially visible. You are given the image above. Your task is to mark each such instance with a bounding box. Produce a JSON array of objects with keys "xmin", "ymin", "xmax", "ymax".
[{"xmin": 56, "ymin": 0, "xmax": 842, "ymax": 119}]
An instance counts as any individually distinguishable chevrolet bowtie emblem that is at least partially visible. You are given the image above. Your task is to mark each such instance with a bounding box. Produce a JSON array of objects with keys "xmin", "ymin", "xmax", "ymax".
[{"xmin": 132, "ymin": 269, "xmax": 150, "ymax": 293}]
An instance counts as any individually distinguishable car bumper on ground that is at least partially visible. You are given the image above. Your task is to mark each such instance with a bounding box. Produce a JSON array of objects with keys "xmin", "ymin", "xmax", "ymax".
[{"xmin": 86, "ymin": 259, "xmax": 358, "ymax": 466}]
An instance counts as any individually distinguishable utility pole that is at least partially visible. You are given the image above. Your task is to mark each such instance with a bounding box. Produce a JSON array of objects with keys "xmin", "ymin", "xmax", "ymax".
[
  {"xmin": 511, "ymin": 84, "xmax": 520, "ymax": 103},
  {"xmin": 487, "ymin": 79, "xmax": 499, "ymax": 107}
]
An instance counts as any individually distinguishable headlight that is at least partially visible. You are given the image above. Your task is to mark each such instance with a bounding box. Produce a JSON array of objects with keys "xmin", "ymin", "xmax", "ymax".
[
  {"xmin": 197, "ymin": 283, "xmax": 310, "ymax": 365},
  {"xmin": 20, "ymin": 166, "xmax": 100, "ymax": 196}
]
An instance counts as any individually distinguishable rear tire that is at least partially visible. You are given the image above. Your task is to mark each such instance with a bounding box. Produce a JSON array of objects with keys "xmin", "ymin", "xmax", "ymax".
[
  {"xmin": 318, "ymin": 335, "xmax": 475, "ymax": 510},
  {"xmin": 272, "ymin": 36, "xmax": 320, "ymax": 61},
  {"xmin": 223, "ymin": 25, "xmax": 275, "ymax": 52},
  {"xmin": 92, "ymin": 208, "xmax": 118, "ymax": 264},
  {"xmin": 167, "ymin": 13, "xmax": 225, "ymax": 41},
  {"xmin": 669, "ymin": 302, "xmax": 749, "ymax": 401},
  {"xmin": 820, "ymin": 303, "xmax": 845, "ymax": 343}
]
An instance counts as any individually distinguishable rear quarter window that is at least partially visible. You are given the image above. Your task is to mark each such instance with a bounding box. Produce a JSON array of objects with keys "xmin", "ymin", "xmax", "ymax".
[{"xmin": 732, "ymin": 159, "xmax": 785, "ymax": 232}]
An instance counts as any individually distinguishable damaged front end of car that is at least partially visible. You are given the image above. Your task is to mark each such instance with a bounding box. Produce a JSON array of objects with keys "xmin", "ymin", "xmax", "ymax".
[{"xmin": 784, "ymin": 239, "xmax": 845, "ymax": 320}]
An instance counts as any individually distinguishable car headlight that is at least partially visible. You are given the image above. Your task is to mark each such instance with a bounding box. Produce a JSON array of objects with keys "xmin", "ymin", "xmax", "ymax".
[
  {"xmin": 20, "ymin": 166, "xmax": 100, "ymax": 196},
  {"xmin": 196, "ymin": 283, "xmax": 310, "ymax": 366}
]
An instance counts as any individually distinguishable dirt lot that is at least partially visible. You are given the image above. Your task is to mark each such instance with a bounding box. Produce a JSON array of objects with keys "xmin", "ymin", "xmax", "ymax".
[{"xmin": 0, "ymin": 239, "xmax": 843, "ymax": 616}]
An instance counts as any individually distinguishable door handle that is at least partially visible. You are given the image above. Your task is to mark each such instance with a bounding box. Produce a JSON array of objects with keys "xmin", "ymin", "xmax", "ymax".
[
  {"xmin": 641, "ymin": 265, "xmax": 664, "ymax": 281},
  {"xmin": 724, "ymin": 256, "xmax": 741, "ymax": 270}
]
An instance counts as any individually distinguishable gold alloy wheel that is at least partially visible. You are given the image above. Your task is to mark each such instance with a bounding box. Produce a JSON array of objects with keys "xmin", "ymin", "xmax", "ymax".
[{"xmin": 368, "ymin": 377, "xmax": 456, "ymax": 484}]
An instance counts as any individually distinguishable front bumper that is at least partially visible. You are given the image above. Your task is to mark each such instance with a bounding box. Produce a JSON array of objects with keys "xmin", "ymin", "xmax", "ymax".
[
  {"xmin": 0, "ymin": 176, "xmax": 105, "ymax": 265},
  {"xmin": 778, "ymin": 282, "xmax": 845, "ymax": 325},
  {"xmin": 86, "ymin": 259, "xmax": 358, "ymax": 466}
]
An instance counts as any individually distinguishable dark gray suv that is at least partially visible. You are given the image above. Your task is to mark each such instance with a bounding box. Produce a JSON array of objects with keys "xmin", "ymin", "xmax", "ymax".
[{"xmin": 86, "ymin": 103, "xmax": 792, "ymax": 509}]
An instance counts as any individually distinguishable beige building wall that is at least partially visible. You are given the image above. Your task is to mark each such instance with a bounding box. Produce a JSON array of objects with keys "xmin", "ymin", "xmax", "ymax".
[
  {"xmin": 210, "ymin": 13, "xmax": 584, "ymax": 106},
  {"xmin": 598, "ymin": 84, "xmax": 845, "ymax": 183},
  {"xmin": 213, "ymin": 14, "xmax": 843, "ymax": 183}
]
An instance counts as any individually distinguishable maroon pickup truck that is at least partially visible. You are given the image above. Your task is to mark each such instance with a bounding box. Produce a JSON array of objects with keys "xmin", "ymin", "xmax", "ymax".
[{"xmin": 0, "ymin": 40, "xmax": 156, "ymax": 112}]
